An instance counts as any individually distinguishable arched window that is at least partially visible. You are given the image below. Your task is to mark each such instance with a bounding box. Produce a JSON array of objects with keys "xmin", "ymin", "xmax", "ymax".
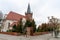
[{"xmin": 8, "ymin": 22, "xmax": 10, "ymax": 28}]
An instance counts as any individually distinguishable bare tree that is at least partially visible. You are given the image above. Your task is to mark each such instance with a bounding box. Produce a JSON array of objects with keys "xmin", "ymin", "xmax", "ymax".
[{"xmin": 48, "ymin": 16, "xmax": 60, "ymax": 38}]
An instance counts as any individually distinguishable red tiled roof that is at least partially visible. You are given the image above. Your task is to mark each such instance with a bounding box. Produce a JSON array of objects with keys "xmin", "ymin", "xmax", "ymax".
[{"xmin": 6, "ymin": 11, "xmax": 25, "ymax": 21}]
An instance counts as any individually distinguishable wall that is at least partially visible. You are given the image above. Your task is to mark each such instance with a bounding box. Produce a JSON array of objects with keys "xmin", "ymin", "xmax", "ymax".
[{"xmin": 2, "ymin": 20, "xmax": 17, "ymax": 32}]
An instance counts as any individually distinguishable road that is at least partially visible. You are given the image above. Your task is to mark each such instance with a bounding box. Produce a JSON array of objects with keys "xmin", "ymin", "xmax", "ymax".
[{"xmin": 0, "ymin": 33, "xmax": 60, "ymax": 40}]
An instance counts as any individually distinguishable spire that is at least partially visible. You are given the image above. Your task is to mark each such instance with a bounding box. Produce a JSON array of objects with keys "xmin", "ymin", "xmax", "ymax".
[{"xmin": 27, "ymin": 3, "xmax": 31, "ymax": 13}]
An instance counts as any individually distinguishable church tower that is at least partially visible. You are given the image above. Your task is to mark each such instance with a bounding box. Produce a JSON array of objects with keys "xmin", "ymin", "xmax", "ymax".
[
  {"xmin": 25, "ymin": 3, "xmax": 33, "ymax": 36},
  {"xmin": 25, "ymin": 3, "xmax": 33, "ymax": 21}
]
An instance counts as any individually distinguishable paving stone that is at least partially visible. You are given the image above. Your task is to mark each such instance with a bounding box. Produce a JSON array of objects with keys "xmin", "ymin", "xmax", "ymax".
[{"xmin": 0, "ymin": 33, "xmax": 60, "ymax": 40}]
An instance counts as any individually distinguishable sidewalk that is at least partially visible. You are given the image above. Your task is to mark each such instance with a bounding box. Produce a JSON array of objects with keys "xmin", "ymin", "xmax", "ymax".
[{"xmin": 0, "ymin": 33, "xmax": 60, "ymax": 40}]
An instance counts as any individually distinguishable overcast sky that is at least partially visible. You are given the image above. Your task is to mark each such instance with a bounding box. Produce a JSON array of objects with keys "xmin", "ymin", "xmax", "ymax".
[{"xmin": 0, "ymin": 0, "xmax": 60, "ymax": 26}]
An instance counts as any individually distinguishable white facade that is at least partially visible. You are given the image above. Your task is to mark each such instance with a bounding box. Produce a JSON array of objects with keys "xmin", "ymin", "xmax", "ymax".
[
  {"xmin": 2, "ymin": 18, "xmax": 26, "ymax": 32},
  {"xmin": 2, "ymin": 20, "xmax": 17, "ymax": 32},
  {"xmin": 22, "ymin": 18, "xmax": 26, "ymax": 26}
]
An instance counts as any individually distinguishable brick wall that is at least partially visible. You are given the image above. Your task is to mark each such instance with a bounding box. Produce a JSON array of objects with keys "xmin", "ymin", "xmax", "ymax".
[
  {"xmin": 0, "ymin": 32, "xmax": 21, "ymax": 36},
  {"xmin": 33, "ymin": 32, "xmax": 50, "ymax": 36}
]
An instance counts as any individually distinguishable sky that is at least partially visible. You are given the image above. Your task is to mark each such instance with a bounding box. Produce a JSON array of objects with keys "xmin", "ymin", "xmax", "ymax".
[{"xmin": 0, "ymin": 0, "xmax": 60, "ymax": 26}]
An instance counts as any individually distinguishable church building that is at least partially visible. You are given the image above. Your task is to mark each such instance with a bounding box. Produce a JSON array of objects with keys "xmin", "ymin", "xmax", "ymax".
[{"xmin": 1, "ymin": 4, "xmax": 34, "ymax": 35}]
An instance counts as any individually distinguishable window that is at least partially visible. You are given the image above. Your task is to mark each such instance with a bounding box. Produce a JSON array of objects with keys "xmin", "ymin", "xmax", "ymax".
[{"xmin": 8, "ymin": 22, "xmax": 10, "ymax": 28}]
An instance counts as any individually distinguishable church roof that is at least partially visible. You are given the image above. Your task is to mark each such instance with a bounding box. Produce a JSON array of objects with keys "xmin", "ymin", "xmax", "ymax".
[{"xmin": 6, "ymin": 11, "xmax": 25, "ymax": 21}]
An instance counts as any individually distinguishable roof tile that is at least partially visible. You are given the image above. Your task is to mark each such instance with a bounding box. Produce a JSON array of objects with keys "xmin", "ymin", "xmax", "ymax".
[{"xmin": 6, "ymin": 11, "xmax": 25, "ymax": 21}]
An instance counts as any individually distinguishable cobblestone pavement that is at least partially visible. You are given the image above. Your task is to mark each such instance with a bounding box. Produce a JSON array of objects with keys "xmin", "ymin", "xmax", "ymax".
[{"xmin": 0, "ymin": 33, "xmax": 60, "ymax": 40}]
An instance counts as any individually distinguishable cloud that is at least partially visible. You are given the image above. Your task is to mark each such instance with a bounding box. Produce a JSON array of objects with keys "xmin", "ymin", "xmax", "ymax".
[{"xmin": 0, "ymin": 0, "xmax": 60, "ymax": 26}]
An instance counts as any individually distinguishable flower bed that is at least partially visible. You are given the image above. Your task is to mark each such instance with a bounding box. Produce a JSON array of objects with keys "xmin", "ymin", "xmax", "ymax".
[
  {"xmin": 0, "ymin": 32, "xmax": 21, "ymax": 36},
  {"xmin": 0, "ymin": 32, "xmax": 50, "ymax": 36},
  {"xmin": 33, "ymin": 32, "xmax": 50, "ymax": 36}
]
